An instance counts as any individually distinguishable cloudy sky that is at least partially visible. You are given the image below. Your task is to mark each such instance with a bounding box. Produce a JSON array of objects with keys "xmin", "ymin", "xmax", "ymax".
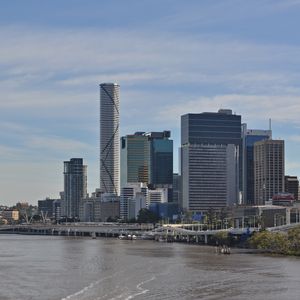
[{"xmin": 1, "ymin": 0, "xmax": 300, "ymax": 205}]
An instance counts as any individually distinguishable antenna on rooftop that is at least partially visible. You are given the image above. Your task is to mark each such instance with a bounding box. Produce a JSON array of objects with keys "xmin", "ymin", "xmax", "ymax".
[{"xmin": 269, "ymin": 118, "xmax": 272, "ymax": 131}]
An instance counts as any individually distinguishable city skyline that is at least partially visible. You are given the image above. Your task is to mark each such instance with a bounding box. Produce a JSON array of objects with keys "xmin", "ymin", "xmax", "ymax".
[{"xmin": 1, "ymin": 0, "xmax": 300, "ymax": 205}]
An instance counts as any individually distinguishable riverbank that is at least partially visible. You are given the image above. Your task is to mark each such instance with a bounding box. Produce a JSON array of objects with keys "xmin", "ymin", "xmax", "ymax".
[
  {"xmin": 248, "ymin": 226, "xmax": 300, "ymax": 256},
  {"xmin": 3, "ymin": 224, "xmax": 300, "ymax": 256}
]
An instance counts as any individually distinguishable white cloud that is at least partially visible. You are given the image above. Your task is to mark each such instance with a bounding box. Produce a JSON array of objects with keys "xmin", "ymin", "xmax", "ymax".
[
  {"xmin": 286, "ymin": 135, "xmax": 300, "ymax": 143},
  {"xmin": 157, "ymin": 94, "xmax": 300, "ymax": 127},
  {"xmin": 286, "ymin": 161, "xmax": 300, "ymax": 176},
  {"xmin": 0, "ymin": 25, "xmax": 299, "ymax": 75},
  {"xmin": 0, "ymin": 145, "xmax": 26, "ymax": 160},
  {"xmin": 25, "ymin": 135, "xmax": 93, "ymax": 153}
]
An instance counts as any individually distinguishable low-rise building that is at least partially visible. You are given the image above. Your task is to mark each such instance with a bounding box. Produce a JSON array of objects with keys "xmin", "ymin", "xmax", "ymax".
[
  {"xmin": 38, "ymin": 198, "xmax": 61, "ymax": 221},
  {"xmin": 272, "ymin": 193, "xmax": 295, "ymax": 206},
  {"xmin": 128, "ymin": 192, "xmax": 147, "ymax": 220},
  {"xmin": 285, "ymin": 176, "xmax": 299, "ymax": 200},
  {"xmin": 1, "ymin": 210, "xmax": 19, "ymax": 223},
  {"xmin": 149, "ymin": 202, "xmax": 180, "ymax": 221},
  {"xmin": 79, "ymin": 193, "xmax": 120, "ymax": 222},
  {"xmin": 99, "ymin": 194, "xmax": 120, "ymax": 221},
  {"xmin": 232, "ymin": 205, "xmax": 289, "ymax": 228}
]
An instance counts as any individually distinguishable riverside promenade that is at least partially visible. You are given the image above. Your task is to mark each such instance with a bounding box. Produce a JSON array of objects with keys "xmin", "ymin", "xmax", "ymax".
[
  {"xmin": 0, "ymin": 222, "xmax": 257, "ymax": 243},
  {"xmin": 0, "ymin": 223, "xmax": 154, "ymax": 238},
  {"xmin": 1, "ymin": 222, "xmax": 298, "ymax": 244}
]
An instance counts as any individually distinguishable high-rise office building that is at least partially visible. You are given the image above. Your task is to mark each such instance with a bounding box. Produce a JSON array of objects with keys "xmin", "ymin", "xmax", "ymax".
[
  {"xmin": 121, "ymin": 132, "xmax": 149, "ymax": 188},
  {"xmin": 172, "ymin": 173, "xmax": 180, "ymax": 203},
  {"xmin": 64, "ymin": 158, "xmax": 87, "ymax": 218},
  {"xmin": 242, "ymin": 124, "xmax": 272, "ymax": 205},
  {"xmin": 147, "ymin": 131, "xmax": 173, "ymax": 188},
  {"xmin": 285, "ymin": 175, "xmax": 299, "ymax": 200},
  {"xmin": 254, "ymin": 140, "xmax": 284, "ymax": 204},
  {"xmin": 100, "ymin": 83, "xmax": 120, "ymax": 195},
  {"xmin": 181, "ymin": 109, "xmax": 241, "ymax": 213},
  {"xmin": 121, "ymin": 131, "xmax": 173, "ymax": 189}
]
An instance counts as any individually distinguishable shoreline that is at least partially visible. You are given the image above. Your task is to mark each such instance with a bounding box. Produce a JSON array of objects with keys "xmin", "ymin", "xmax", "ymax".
[{"xmin": 2, "ymin": 232, "xmax": 300, "ymax": 257}]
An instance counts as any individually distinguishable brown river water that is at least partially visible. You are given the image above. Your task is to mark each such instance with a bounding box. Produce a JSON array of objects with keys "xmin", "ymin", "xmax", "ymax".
[{"xmin": 0, "ymin": 234, "xmax": 299, "ymax": 300}]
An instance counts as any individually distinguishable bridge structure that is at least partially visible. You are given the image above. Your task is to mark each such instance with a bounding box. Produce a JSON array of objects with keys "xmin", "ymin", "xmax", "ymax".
[{"xmin": 152, "ymin": 222, "xmax": 300, "ymax": 244}]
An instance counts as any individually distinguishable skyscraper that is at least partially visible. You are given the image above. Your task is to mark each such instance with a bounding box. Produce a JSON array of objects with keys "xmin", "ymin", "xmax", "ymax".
[
  {"xmin": 147, "ymin": 131, "xmax": 173, "ymax": 188},
  {"xmin": 120, "ymin": 132, "xmax": 149, "ymax": 188},
  {"xmin": 242, "ymin": 124, "xmax": 272, "ymax": 205},
  {"xmin": 254, "ymin": 140, "xmax": 284, "ymax": 204},
  {"xmin": 121, "ymin": 131, "xmax": 173, "ymax": 189},
  {"xmin": 100, "ymin": 83, "xmax": 120, "ymax": 195},
  {"xmin": 181, "ymin": 109, "xmax": 241, "ymax": 213},
  {"xmin": 63, "ymin": 158, "xmax": 87, "ymax": 218}
]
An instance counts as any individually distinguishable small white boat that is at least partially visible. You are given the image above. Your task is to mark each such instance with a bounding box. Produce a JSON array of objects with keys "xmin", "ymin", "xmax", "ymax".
[
  {"xmin": 118, "ymin": 234, "xmax": 127, "ymax": 240},
  {"xmin": 217, "ymin": 246, "xmax": 231, "ymax": 254},
  {"xmin": 158, "ymin": 237, "xmax": 166, "ymax": 242}
]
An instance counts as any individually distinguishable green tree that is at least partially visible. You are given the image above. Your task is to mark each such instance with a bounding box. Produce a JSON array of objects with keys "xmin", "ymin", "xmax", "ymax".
[
  {"xmin": 214, "ymin": 231, "xmax": 230, "ymax": 246},
  {"xmin": 205, "ymin": 208, "xmax": 217, "ymax": 229},
  {"xmin": 287, "ymin": 226, "xmax": 300, "ymax": 255},
  {"xmin": 137, "ymin": 208, "xmax": 159, "ymax": 223},
  {"xmin": 106, "ymin": 216, "xmax": 118, "ymax": 222},
  {"xmin": 32, "ymin": 214, "xmax": 41, "ymax": 222},
  {"xmin": 249, "ymin": 231, "xmax": 289, "ymax": 254}
]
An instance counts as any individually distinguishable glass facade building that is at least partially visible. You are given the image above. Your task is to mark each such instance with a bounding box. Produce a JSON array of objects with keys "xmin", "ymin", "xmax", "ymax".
[
  {"xmin": 242, "ymin": 125, "xmax": 272, "ymax": 205},
  {"xmin": 121, "ymin": 133, "xmax": 149, "ymax": 188},
  {"xmin": 63, "ymin": 158, "xmax": 87, "ymax": 218},
  {"xmin": 181, "ymin": 110, "xmax": 241, "ymax": 146},
  {"xmin": 121, "ymin": 131, "xmax": 173, "ymax": 193},
  {"xmin": 181, "ymin": 109, "xmax": 241, "ymax": 213},
  {"xmin": 148, "ymin": 132, "xmax": 173, "ymax": 187}
]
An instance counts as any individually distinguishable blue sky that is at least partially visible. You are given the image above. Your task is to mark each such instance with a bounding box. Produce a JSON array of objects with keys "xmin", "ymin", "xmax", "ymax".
[{"xmin": 1, "ymin": 0, "xmax": 300, "ymax": 205}]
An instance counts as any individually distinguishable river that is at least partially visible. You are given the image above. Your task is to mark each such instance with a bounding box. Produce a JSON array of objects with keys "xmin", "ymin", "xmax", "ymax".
[{"xmin": 0, "ymin": 234, "xmax": 299, "ymax": 300}]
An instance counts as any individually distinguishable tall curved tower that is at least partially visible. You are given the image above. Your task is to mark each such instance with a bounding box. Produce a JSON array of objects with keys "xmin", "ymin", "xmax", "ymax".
[{"xmin": 100, "ymin": 83, "xmax": 120, "ymax": 195}]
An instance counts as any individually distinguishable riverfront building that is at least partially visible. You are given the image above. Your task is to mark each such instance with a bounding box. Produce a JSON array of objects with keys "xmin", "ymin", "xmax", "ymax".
[
  {"xmin": 0, "ymin": 210, "xmax": 19, "ymax": 223},
  {"xmin": 38, "ymin": 198, "xmax": 61, "ymax": 221},
  {"xmin": 64, "ymin": 158, "xmax": 87, "ymax": 218},
  {"xmin": 120, "ymin": 183, "xmax": 169, "ymax": 220},
  {"xmin": 254, "ymin": 140, "xmax": 285, "ymax": 204},
  {"xmin": 100, "ymin": 83, "xmax": 120, "ymax": 195},
  {"xmin": 79, "ymin": 192, "xmax": 120, "ymax": 222},
  {"xmin": 180, "ymin": 109, "xmax": 241, "ymax": 213},
  {"xmin": 242, "ymin": 125, "xmax": 272, "ymax": 205}
]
